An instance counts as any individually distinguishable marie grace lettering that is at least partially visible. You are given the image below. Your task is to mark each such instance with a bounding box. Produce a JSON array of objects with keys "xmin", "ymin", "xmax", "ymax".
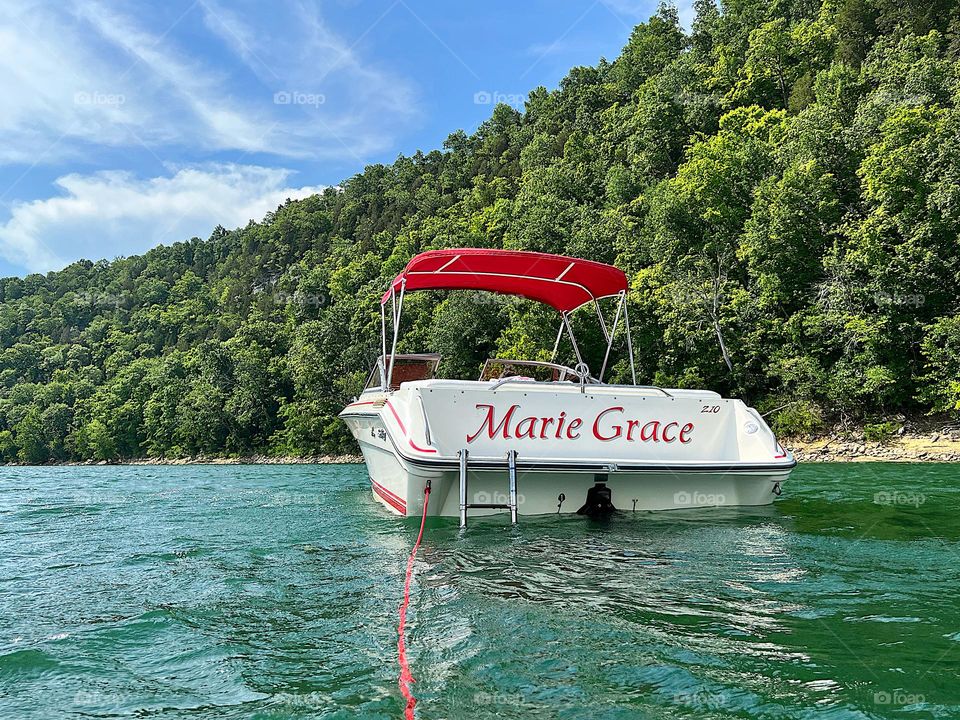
[{"xmin": 466, "ymin": 404, "xmax": 694, "ymax": 444}]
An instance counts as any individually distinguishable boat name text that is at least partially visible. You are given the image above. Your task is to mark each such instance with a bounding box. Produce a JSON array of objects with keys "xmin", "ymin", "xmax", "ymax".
[{"xmin": 466, "ymin": 404, "xmax": 694, "ymax": 444}]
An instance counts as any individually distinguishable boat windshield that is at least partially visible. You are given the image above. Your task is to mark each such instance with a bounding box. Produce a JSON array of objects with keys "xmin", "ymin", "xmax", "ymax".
[{"xmin": 365, "ymin": 354, "xmax": 441, "ymax": 391}]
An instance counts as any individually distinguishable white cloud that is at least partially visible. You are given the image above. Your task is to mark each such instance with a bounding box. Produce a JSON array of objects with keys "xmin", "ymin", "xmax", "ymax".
[
  {"xmin": 0, "ymin": 6, "xmax": 148, "ymax": 163},
  {"xmin": 75, "ymin": 1, "xmax": 279, "ymax": 154},
  {"xmin": 0, "ymin": 0, "xmax": 418, "ymax": 163},
  {"xmin": 199, "ymin": 0, "xmax": 418, "ymax": 139},
  {"xmin": 0, "ymin": 164, "xmax": 324, "ymax": 273}
]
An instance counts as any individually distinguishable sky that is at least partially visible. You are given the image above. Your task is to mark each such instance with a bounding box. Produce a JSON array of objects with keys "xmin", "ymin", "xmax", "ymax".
[{"xmin": 0, "ymin": 0, "xmax": 691, "ymax": 277}]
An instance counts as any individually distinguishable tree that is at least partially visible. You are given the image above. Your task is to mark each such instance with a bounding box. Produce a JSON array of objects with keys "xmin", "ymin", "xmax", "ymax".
[
  {"xmin": 86, "ymin": 420, "xmax": 118, "ymax": 462},
  {"xmin": 16, "ymin": 408, "xmax": 48, "ymax": 463}
]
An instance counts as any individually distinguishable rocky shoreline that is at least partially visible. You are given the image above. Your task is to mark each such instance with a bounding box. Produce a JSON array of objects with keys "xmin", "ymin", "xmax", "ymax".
[{"xmin": 787, "ymin": 433, "xmax": 960, "ymax": 463}]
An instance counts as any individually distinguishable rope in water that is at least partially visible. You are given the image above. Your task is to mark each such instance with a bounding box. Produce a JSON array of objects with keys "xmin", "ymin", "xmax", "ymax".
[{"xmin": 397, "ymin": 480, "xmax": 431, "ymax": 719}]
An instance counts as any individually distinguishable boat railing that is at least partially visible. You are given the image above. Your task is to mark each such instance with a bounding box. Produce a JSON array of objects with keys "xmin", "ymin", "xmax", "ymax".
[
  {"xmin": 479, "ymin": 359, "xmax": 678, "ymax": 397},
  {"xmin": 489, "ymin": 376, "xmax": 545, "ymax": 391},
  {"xmin": 488, "ymin": 377, "xmax": 673, "ymax": 396},
  {"xmin": 484, "ymin": 357, "xmax": 600, "ymax": 393},
  {"xmin": 480, "ymin": 358, "xmax": 585, "ymax": 383},
  {"xmin": 483, "ymin": 358, "xmax": 673, "ymax": 396},
  {"xmin": 594, "ymin": 383, "xmax": 673, "ymax": 397}
]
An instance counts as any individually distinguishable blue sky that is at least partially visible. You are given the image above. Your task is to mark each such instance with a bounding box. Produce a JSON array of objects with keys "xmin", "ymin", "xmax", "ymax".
[{"xmin": 0, "ymin": 0, "xmax": 689, "ymax": 277}]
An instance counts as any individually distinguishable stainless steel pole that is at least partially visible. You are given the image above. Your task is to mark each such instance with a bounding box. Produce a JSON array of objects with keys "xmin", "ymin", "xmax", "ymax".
[
  {"xmin": 507, "ymin": 450, "xmax": 518, "ymax": 524},
  {"xmin": 380, "ymin": 303, "xmax": 388, "ymax": 390},
  {"xmin": 386, "ymin": 282, "xmax": 405, "ymax": 390},
  {"xmin": 459, "ymin": 448, "xmax": 468, "ymax": 528},
  {"xmin": 623, "ymin": 293, "xmax": 637, "ymax": 385},
  {"xmin": 599, "ymin": 294, "xmax": 624, "ymax": 383}
]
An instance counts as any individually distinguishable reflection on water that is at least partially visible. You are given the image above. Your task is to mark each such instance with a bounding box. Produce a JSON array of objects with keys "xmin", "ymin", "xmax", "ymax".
[{"xmin": 1, "ymin": 463, "xmax": 959, "ymax": 719}]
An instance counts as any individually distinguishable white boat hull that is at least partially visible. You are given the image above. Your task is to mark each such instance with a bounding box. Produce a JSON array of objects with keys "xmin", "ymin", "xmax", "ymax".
[{"xmin": 340, "ymin": 380, "xmax": 795, "ymax": 518}]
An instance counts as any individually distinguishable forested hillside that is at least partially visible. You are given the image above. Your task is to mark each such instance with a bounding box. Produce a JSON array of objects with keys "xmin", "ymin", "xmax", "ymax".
[{"xmin": 2, "ymin": 0, "xmax": 959, "ymax": 462}]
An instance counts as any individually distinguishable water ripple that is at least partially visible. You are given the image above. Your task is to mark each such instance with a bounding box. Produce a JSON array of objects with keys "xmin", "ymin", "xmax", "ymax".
[{"xmin": 1, "ymin": 463, "xmax": 959, "ymax": 718}]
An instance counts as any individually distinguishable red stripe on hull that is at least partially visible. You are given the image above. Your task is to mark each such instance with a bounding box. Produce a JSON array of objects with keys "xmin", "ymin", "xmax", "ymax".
[
  {"xmin": 344, "ymin": 398, "xmax": 437, "ymax": 455},
  {"xmin": 385, "ymin": 400, "xmax": 438, "ymax": 454},
  {"xmin": 371, "ymin": 479, "xmax": 407, "ymax": 515}
]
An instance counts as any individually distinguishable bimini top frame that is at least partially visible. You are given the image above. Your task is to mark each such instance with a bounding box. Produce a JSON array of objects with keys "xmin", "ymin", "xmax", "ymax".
[{"xmin": 378, "ymin": 248, "xmax": 637, "ymax": 390}]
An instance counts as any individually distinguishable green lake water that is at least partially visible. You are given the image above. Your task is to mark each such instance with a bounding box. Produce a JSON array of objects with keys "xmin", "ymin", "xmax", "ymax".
[{"xmin": 2, "ymin": 463, "xmax": 959, "ymax": 719}]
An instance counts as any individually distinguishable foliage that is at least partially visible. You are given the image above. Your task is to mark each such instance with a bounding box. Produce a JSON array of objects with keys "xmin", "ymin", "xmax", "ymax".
[
  {"xmin": 0, "ymin": 1, "xmax": 958, "ymax": 461},
  {"xmin": 919, "ymin": 315, "xmax": 960, "ymax": 413},
  {"xmin": 863, "ymin": 420, "xmax": 901, "ymax": 443},
  {"xmin": 770, "ymin": 400, "xmax": 826, "ymax": 438}
]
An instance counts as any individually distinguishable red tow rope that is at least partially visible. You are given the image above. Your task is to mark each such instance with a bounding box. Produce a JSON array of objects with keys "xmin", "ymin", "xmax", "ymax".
[{"xmin": 397, "ymin": 480, "xmax": 431, "ymax": 719}]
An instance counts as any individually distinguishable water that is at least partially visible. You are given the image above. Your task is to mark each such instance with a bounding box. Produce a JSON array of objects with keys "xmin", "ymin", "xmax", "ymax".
[{"xmin": 1, "ymin": 464, "xmax": 959, "ymax": 719}]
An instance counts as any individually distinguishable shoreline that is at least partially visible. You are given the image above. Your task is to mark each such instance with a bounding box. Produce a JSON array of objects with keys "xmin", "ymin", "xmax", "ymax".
[
  {"xmin": 786, "ymin": 433, "xmax": 960, "ymax": 463},
  {"xmin": 4, "ymin": 432, "xmax": 960, "ymax": 465}
]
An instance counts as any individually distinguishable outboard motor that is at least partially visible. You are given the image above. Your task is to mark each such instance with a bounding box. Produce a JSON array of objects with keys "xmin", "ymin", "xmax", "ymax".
[{"xmin": 577, "ymin": 477, "xmax": 616, "ymax": 517}]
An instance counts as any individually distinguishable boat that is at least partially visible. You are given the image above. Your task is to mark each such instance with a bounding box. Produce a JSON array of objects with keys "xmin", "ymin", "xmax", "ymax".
[{"xmin": 339, "ymin": 248, "xmax": 796, "ymax": 524}]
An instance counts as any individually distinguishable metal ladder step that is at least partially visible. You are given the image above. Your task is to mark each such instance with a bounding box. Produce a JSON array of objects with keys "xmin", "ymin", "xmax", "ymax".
[{"xmin": 458, "ymin": 448, "xmax": 518, "ymax": 528}]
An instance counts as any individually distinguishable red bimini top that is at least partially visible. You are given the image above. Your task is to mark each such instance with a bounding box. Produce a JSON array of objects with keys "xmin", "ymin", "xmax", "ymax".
[{"xmin": 381, "ymin": 248, "xmax": 627, "ymax": 313}]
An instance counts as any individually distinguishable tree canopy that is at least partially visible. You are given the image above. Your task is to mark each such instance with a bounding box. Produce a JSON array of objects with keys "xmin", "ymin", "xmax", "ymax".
[{"xmin": 2, "ymin": 0, "xmax": 959, "ymax": 462}]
